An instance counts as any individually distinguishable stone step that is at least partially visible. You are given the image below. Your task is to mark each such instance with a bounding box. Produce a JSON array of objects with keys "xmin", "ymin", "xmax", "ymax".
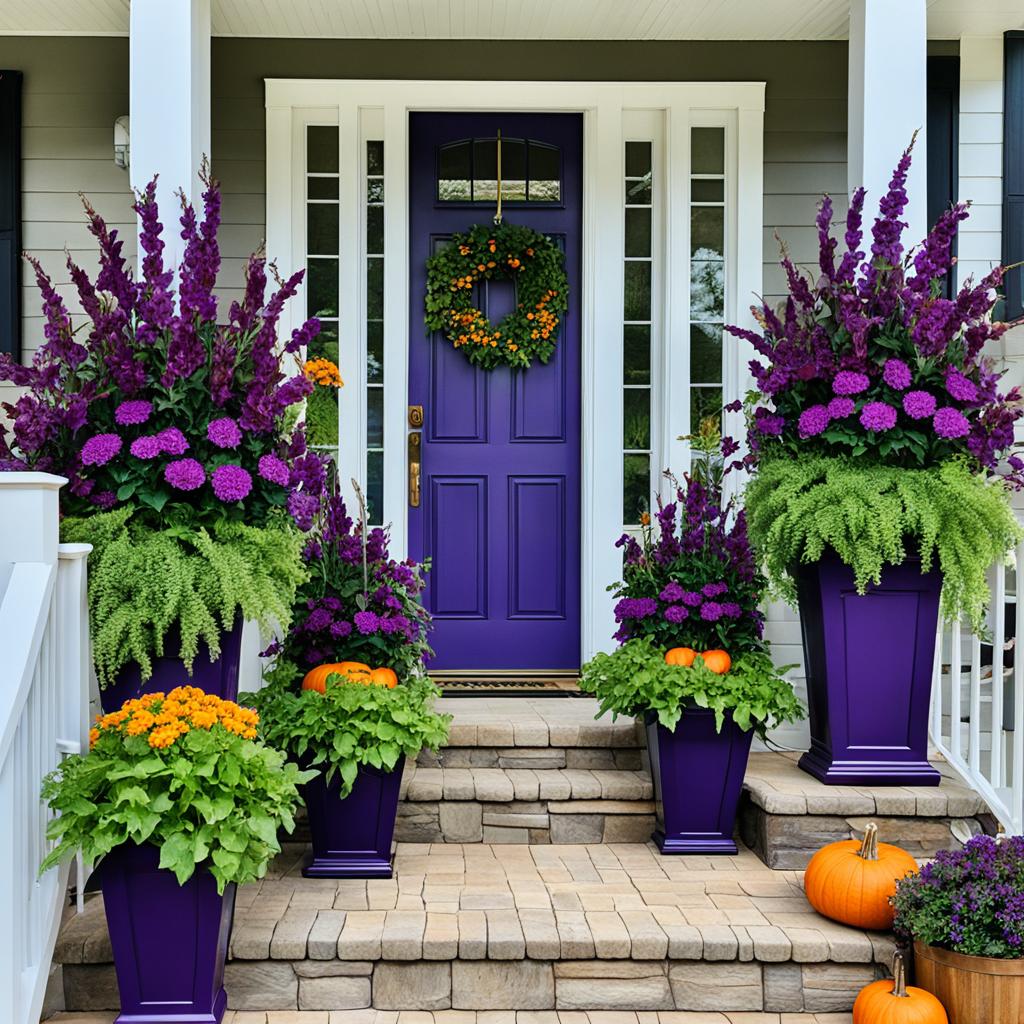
[{"xmin": 55, "ymin": 842, "xmax": 890, "ymax": 1016}]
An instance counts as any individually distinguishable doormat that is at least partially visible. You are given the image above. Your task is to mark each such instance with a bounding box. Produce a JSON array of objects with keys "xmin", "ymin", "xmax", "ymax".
[{"xmin": 434, "ymin": 677, "xmax": 582, "ymax": 696}]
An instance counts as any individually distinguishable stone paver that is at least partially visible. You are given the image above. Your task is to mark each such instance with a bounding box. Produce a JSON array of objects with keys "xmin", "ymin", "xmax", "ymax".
[{"xmin": 46, "ymin": 1014, "xmax": 852, "ymax": 1023}]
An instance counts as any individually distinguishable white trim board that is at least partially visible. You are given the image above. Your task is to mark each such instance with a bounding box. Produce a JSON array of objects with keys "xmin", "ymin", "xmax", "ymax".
[{"xmin": 265, "ymin": 78, "xmax": 765, "ymax": 664}]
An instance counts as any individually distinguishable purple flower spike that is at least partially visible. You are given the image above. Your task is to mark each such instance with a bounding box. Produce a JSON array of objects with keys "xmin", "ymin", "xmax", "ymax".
[
  {"xmin": 933, "ymin": 406, "xmax": 971, "ymax": 439},
  {"xmin": 860, "ymin": 401, "xmax": 897, "ymax": 432},
  {"xmin": 114, "ymin": 400, "xmax": 153, "ymax": 426},
  {"xmin": 81, "ymin": 433, "xmax": 123, "ymax": 467},
  {"xmin": 163, "ymin": 458, "xmax": 206, "ymax": 491},
  {"xmin": 832, "ymin": 370, "xmax": 870, "ymax": 396},
  {"xmin": 207, "ymin": 417, "xmax": 242, "ymax": 449},
  {"xmin": 882, "ymin": 358, "xmax": 912, "ymax": 391},
  {"xmin": 903, "ymin": 390, "xmax": 937, "ymax": 420},
  {"xmin": 211, "ymin": 464, "xmax": 253, "ymax": 502}
]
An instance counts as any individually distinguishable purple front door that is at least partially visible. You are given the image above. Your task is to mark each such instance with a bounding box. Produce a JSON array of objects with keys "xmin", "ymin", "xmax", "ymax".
[{"xmin": 409, "ymin": 113, "xmax": 582, "ymax": 672}]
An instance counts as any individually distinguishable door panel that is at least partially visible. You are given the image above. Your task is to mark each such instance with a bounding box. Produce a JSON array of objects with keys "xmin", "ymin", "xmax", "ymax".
[{"xmin": 408, "ymin": 112, "xmax": 582, "ymax": 671}]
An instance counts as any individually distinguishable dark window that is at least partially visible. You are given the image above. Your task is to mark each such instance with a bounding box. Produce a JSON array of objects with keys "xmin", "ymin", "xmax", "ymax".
[
  {"xmin": 437, "ymin": 137, "xmax": 561, "ymax": 204},
  {"xmin": 1004, "ymin": 32, "xmax": 1024, "ymax": 319},
  {"xmin": 0, "ymin": 71, "xmax": 20, "ymax": 360},
  {"xmin": 926, "ymin": 56, "xmax": 959, "ymax": 300}
]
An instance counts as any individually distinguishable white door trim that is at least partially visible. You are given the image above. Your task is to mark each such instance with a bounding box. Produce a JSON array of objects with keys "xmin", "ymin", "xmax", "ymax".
[{"xmin": 265, "ymin": 78, "xmax": 765, "ymax": 664}]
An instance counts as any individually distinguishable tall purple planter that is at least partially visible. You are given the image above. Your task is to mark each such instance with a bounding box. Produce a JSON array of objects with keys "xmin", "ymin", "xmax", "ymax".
[
  {"xmin": 100, "ymin": 843, "xmax": 235, "ymax": 1024},
  {"xmin": 646, "ymin": 708, "xmax": 754, "ymax": 855},
  {"xmin": 795, "ymin": 552, "xmax": 942, "ymax": 786},
  {"xmin": 100, "ymin": 614, "xmax": 244, "ymax": 713},
  {"xmin": 302, "ymin": 756, "xmax": 405, "ymax": 878}
]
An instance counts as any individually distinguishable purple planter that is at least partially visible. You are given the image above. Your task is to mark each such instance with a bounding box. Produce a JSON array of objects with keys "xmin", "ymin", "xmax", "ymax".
[
  {"xmin": 795, "ymin": 552, "xmax": 942, "ymax": 786},
  {"xmin": 302, "ymin": 756, "xmax": 405, "ymax": 878},
  {"xmin": 100, "ymin": 843, "xmax": 235, "ymax": 1024},
  {"xmin": 100, "ymin": 614, "xmax": 244, "ymax": 713},
  {"xmin": 646, "ymin": 708, "xmax": 754, "ymax": 855}
]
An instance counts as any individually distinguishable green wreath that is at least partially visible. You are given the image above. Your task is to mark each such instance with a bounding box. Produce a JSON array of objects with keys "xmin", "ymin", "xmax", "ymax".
[{"xmin": 424, "ymin": 222, "xmax": 569, "ymax": 370}]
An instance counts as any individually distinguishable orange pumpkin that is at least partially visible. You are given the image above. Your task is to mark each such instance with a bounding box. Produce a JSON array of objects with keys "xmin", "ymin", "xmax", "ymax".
[
  {"xmin": 853, "ymin": 953, "xmax": 948, "ymax": 1024},
  {"xmin": 301, "ymin": 661, "xmax": 371, "ymax": 693},
  {"xmin": 699, "ymin": 649, "xmax": 731, "ymax": 674},
  {"xmin": 665, "ymin": 647, "xmax": 697, "ymax": 667},
  {"xmin": 368, "ymin": 667, "xmax": 399, "ymax": 689},
  {"xmin": 804, "ymin": 822, "xmax": 919, "ymax": 931}
]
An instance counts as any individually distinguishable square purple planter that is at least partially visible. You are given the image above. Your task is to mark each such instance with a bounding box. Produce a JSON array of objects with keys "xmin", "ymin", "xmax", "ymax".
[
  {"xmin": 100, "ymin": 614, "xmax": 244, "ymax": 713},
  {"xmin": 795, "ymin": 552, "xmax": 942, "ymax": 786},
  {"xmin": 646, "ymin": 708, "xmax": 754, "ymax": 855},
  {"xmin": 301, "ymin": 756, "xmax": 405, "ymax": 878},
  {"xmin": 100, "ymin": 843, "xmax": 235, "ymax": 1024}
]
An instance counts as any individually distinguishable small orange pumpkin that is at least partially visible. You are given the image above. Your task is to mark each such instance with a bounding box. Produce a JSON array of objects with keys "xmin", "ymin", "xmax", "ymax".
[
  {"xmin": 699, "ymin": 649, "xmax": 731, "ymax": 674},
  {"xmin": 853, "ymin": 953, "xmax": 948, "ymax": 1024},
  {"xmin": 804, "ymin": 822, "xmax": 918, "ymax": 931},
  {"xmin": 665, "ymin": 647, "xmax": 697, "ymax": 667},
  {"xmin": 301, "ymin": 661, "xmax": 371, "ymax": 693},
  {"xmin": 368, "ymin": 667, "xmax": 399, "ymax": 689}
]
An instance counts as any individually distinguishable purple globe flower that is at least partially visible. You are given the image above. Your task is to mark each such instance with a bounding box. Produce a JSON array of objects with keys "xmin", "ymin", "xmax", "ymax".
[
  {"xmin": 882, "ymin": 359, "xmax": 912, "ymax": 391},
  {"xmin": 354, "ymin": 610, "xmax": 380, "ymax": 634},
  {"xmin": 613, "ymin": 597, "xmax": 659, "ymax": 621},
  {"xmin": 860, "ymin": 401, "xmax": 897, "ymax": 432},
  {"xmin": 207, "ymin": 417, "xmax": 242, "ymax": 449},
  {"xmin": 258, "ymin": 453, "xmax": 291, "ymax": 486},
  {"xmin": 129, "ymin": 435, "xmax": 163, "ymax": 459},
  {"xmin": 702, "ymin": 581, "xmax": 728, "ymax": 598},
  {"xmin": 946, "ymin": 367, "xmax": 979, "ymax": 403},
  {"xmin": 832, "ymin": 370, "xmax": 870, "ymax": 396},
  {"xmin": 114, "ymin": 399, "xmax": 153, "ymax": 426},
  {"xmin": 330, "ymin": 620, "xmax": 353, "ymax": 639},
  {"xmin": 700, "ymin": 601, "xmax": 723, "ymax": 622},
  {"xmin": 659, "ymin": 581, "xmax": 685, "ymax": 603},
  {"xmin": 680, "ymin": 591, "xmax": 703, "ymax": 607},
  {"xmin": 933, "ymin": 406, "xmax": 971, "ymax": 439},
  {"xmin": 798, "ymin": 404, "xmax": 830, "ymax": 438},
  {"xmin": 827, "ymin": 397, "xmax": 856, "ymax": 420},
  {"xmin": 211, "ymin": 464, "xmax": 253, "ymax": 502},
  {"xmin": 720, "ymin": 602, "xmax": 742, "ymax": 618},
  {"xmin": 81, "ymin": 432, "xmax": 123, "ymax": 467},
  {"xmin": 90, "ymin": 490, "xmax": 117, "ymax": 510},
  {"xmin": 156, "ymin": 427, "xmax": 189, "ymax": 456},
  {"xmin": 663, "ymin": 605, "xmax": 689, "ymax": 624},
  {"xmin": 903, "ymin": 390, "xmax": 937, "ymax": 420},
  {"xmin": 305, "ymin": 607, "xmax": 333, "ymax": 632},
  {"xmin": 163, "ymin": 458, "xmax": 206, "ymax": 491}
]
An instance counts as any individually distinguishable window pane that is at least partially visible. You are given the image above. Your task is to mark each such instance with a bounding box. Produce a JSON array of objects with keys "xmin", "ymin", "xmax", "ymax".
[
  {"xmin": 623, "ymin": 453, "xmax": 650, "ymax": 525},
  {"xmin": 308, "ymin": 177, "xmax": 339, "ymax": 200},
  {"xmin": 307, "ymin": 258, "xmax": 338, "ymax": 319},
  {"xmin": 691, "ymin": 207, "xmax": 724, "ymax": 258},
  {"xmin": 439, "ymin": 140, "xmax": 472, "ymax": 201},
  {"xmin": 307, "ymin": 125, "xmax": 338, "ymax": 174},
  {"xmin": 367, "ymin": 388, "xmax": 384, "ymax": 447},
  {"xmin": 307, "ymin": 203, "xmax": 339, "ymax": 256},
  {"xmin": 624, "ymin": 389, "xmax": 651, "ymax": 450},
  {"xmin": 692, "ymin": 178, "xmax": 724, "ymax": 202},
  {"xmin": 366, "ymin": 257, "xmax": 383, "ymax": 319},
  {"xmin": 367, "ymin": 320, "xmax": 383, "ymax": 384},
  {"xmin": 690, "ymin": 261, "xmax": 724, "ymax": 320},
  {"xmin": 367, "ymin": 205, "xmax": 384, "ymax": 255},
  {"xmin": 625, "ymin": 141, "xmax": 652, "ymax": 178},
  {"xmin": 691, "ymin": 324, "xmax": 723, "ymax": 384},
  {"xmin": 626, "ymin": 174, "xmax": 652, "ymax": 206},
  {"xmin": 367, "ymin": 178, "xmax": 384, "ymax": 204},
  {"xmin": 624, "ymin": 324, "xmax": 650, "ymax": 385},
  {"xmin": 367, "ymin": 450, "xmax": 384, "ymax": 526},
  {"xmin": 367, "ymin": 140, "xmax": 384, "ymax": 176},
  {"xmin": 691, "ymin": 387, "xmax": 722, "ymax": 435},
  {"xmin": 473, "ymin": 138, "xmax": 498, "ymax": 200},
  {"xmin": 691, "ymin": 127, "xmax": 725, "ymax": 175},
  {"xmin": 624, "ymin": 261, "xmax": 652, "ymax": 321},
  {"xmin": 528, "ymin": 141, "xmax": 560, "ymax": 202},
  {"xmin": 500, "ymin": 137, "xmax": 527, "ymax": 200},
  {"xmin": 624, "ymin": 207, "xmax": 652, "ymax": 258}
]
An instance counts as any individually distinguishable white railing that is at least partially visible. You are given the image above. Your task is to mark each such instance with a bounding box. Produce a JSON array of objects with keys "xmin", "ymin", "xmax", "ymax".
[
  {"xmin": 930, "ymin": 541, "xmax": 1024, "ymax": 836},
  {"xmin": 0, "ymin": 474, "xmax": 91, "ymax": 1024}
]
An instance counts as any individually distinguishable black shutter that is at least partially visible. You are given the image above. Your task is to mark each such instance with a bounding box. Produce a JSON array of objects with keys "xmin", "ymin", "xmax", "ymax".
[
  {"xmin": 926, "ymin": 56, "xmax": 959, "ymax": 300},
  {"xmin": 1005, "ymin": 32, "xmax": 1024, "ymax": 320},
  {"xmin": 0, "ymin": 71, "xmax": 20, "ymax": 360}
]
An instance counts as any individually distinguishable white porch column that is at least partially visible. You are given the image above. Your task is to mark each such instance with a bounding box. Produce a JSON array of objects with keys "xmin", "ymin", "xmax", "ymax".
[
  {"xmin": 129, "ymin": 0, "xmax": 211, "ymax": 253},
  {"xmin": 847, "ymin": 0, "xmax": 928, "ymax": 244}
]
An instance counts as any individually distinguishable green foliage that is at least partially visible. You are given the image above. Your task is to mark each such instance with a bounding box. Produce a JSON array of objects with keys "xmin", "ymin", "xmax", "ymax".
[
  {"xmin": 244, "ymin": 671, "xmax": 451, "ymax": 798},
  {"xmin": 40, "ymin": 708, "xmax": 314, "ymax": 894},
  {"xmin": 424, "ymin": 222, "xmax": 569, "ymax": 370},
  {"xmin": 305, "ymin": 334, "xmax": 340, "ymax": 449},
  {"xmin": 579, "ymin": 637, "xmax": 803, "ymax": 737},
  {"xmin": 744, "ymin": 455, "xmax": 1022, "ymax": 631},
  {"xmin": 61, "ymin": 506, "xmax": 308, "ymax": 687}
]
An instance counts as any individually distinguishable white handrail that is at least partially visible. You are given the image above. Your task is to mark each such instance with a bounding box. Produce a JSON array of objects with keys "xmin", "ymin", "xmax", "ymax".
[
  {"xmin": 930, "ymin": 541, "xmax": 1024, "ymax": 836},
  {"xmin": 0, "ymin": 475, "xmax": 91, "ymax": 1024}
]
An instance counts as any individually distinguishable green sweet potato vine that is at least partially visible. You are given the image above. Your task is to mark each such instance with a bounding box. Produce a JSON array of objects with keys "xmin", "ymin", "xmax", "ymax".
[
  {"xmin": 744, "ymin": 456, "xmax": 1022, "ymax": 631},
  {"xmin": 579, "ymin": 637, "xmax": 803, "ymax": 736}
]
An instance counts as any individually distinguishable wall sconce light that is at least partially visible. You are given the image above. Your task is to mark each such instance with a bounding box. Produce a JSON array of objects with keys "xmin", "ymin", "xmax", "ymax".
[{"xmin": 113, "ymin": 115, "xmax": 130, "ymax": 170}]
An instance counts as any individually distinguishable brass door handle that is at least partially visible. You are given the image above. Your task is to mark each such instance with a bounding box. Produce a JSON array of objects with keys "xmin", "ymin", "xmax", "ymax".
[{"xmin": 409, "ymin": 431, "xmax": 421, "ymax": 507}]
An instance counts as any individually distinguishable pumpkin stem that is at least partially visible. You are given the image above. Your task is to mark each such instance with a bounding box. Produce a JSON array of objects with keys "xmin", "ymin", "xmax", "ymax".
[
  {"xmin": 891, "ymin": 952, "xmax": 909, "ymax": 998},
  {"xmin": 858, "ymin": 822, "xmax": 879, "ymax": 861}
]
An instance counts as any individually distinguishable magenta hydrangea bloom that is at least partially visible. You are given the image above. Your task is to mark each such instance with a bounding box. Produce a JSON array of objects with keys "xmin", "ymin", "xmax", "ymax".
[
  {"xmin": 156, "ymin": 427, "xmax": 189, "ymax": 455},
  {"xmin": 946, "ymin": 367, "xmax": 979, "ymax": 403},
  {"xmin": 933, "ymin": 406, "xmax": 971, "ymax": 439},
  {"xmin": 882, "ymin": 358, "xmax": 912, "ymax": 390},
  {"xmin": 163, "ymin": 458, "xmax": 206, "ymax": 491},
  {"xmin": 129, "ymin": 435, "xmax": 163, "ymax": 459},
  {"xmin": 903, "ymin": 390, "xmax": 937, "ymax": 420},
  {"xmin": 832, "ymin": 370, "xmax": 870, "ymax": 396},
  {"xmin": 827, "ymin": 396, "xmax": 855, "ymax": 420},
  {"xmin": 211, "ymin": 464, "xmax": 253, "ymax": 502},
  {"xmin": 258, "ymin": 452, "xmax": 290, "ymax": 486},
  {"xmin": 860, "ymin": 401, "xmax": 897, "ymax": 432},
  {"xmin": 663, "ymin": 604, "xmax": 689, "ymax": 623},
  {"xmin": 207, "ymin": 416, "xmax": 242, "ymax": 449},
  {"xmin": 354, "ymin": 610, "xmax": 380, "ymax": 634},
  {"xmin": 114, "ymin": 399, "xmax": 153, "ymax": 426},
  {"xmin": 798, "ymin": 404, "xmax": 830, "ymax": 438},
  {"xmin": 81, "ymin": 433, "xmax": 123, "ymax": 466},
  {"xmin": 700, "ymin": 601, "xmax": 723, "ymax": 622},
  {"xmin": 680, "ymin": 590, "xmax": 703, "ymax": 607}
]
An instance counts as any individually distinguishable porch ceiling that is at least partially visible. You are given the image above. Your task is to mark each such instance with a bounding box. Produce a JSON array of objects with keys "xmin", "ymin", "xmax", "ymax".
[{"xmin": 2, "ymin": 0, "xmax": 1023, "ymax": 40}]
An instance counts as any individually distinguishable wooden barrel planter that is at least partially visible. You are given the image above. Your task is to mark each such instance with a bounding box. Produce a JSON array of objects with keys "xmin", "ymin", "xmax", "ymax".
[{"xmin": 914, "ymin": 940, "xmax": 1024, "ymax": 1023}]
